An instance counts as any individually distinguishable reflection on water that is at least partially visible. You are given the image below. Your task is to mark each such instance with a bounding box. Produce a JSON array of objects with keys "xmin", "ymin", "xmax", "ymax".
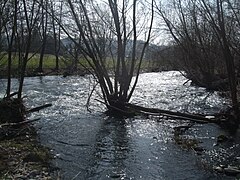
[
  {"xmin": 0, "ymin": 71, "xmax": 236, "ymax": 179},
  {"xmin": 87, "ymin": 117, "xmax": 130, "ymax": 179}
]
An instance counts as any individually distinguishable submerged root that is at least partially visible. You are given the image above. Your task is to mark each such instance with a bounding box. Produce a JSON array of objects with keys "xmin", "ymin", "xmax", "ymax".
[
  {"xmin": 0, "ymin": 98, "xmax": 51, "ymax": 139},
  {"xmin": 0, "ymin": 98, "xmax": 26, "ymax": 124},
  {"xmin": 0, "ymin": 98, "xmax": 27, "ymax": 140}
]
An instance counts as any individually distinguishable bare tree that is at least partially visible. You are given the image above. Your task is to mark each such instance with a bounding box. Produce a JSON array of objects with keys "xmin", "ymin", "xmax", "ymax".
[
  {"xmin": 50, "ymin": 0, "xmax": 63, "ymax": 71},
  {"xmin": 200, "ymin": 0, "xmax": 239, "ymax": 116},
  {"xmin": 155, "ymin": 0, "xmax": 240, "ymax": 121},
  {"xmin": 64, "ymin": 0, "xmax": 154, "ymax": 112},
  {"xmin": 37, "ymin": 0, "xmax": 49, "ymax": 73},
  {"xmin": 4, "ymin": 0, "xmax": 18, "ymax": 98},
  {"xmin": 155, "ymin": 0, "xmax": 222, "ymax": 87},
  {"xmin": 0, "ymin": 0, "xmax": 8, "ymax": 53},
  {"xmin": 17, "ymin": 0, "xmax": 41, "ymax": 98}
]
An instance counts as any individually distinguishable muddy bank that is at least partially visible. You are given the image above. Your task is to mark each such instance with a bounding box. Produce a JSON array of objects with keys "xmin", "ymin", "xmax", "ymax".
[
  {"xmin": 0, "ymin": 99, "xmax": 59, "ymax": 179},
  {"xmin": 0, "ymin": 126, "xmax": 59, "ymax": 179}
]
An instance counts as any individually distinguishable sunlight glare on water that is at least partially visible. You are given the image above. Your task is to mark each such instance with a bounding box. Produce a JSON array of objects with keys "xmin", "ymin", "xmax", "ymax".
[
  {"xmin": 132, "ymin": 71, "xmax": 229, "ymax": 114},
  {"xmin": 0, "ymin": 71, "xmax": 234, "ymax": 180}
]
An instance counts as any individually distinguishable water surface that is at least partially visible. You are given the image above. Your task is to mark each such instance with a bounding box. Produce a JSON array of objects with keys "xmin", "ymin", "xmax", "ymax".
[{"xmin": 0, "ymin": 71, "xmax": 236, "ymax": 179}]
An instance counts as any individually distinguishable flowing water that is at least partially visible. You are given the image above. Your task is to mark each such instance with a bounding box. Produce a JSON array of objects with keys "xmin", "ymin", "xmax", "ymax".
[{"xmin": 0, "ymin": 71, "xmax": 239, "ymax": 180}]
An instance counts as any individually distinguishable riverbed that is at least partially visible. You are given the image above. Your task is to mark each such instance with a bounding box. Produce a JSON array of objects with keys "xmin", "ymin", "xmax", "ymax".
[{"xmin": 1, "ymin": 71, "xmax": 238, "ymax": 179}]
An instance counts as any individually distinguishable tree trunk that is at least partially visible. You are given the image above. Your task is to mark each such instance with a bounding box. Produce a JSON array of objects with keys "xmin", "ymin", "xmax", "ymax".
[
  {"xmin": 6, "ymin": 0, "xmax": 17, "ymax": 98},
  {"xmin": 216, "ymin": 0, "xmax": 239, "ymax": 118},
  {"xmin": 38, "ymin": 1, "xmax": 48, "ymax": 73}
]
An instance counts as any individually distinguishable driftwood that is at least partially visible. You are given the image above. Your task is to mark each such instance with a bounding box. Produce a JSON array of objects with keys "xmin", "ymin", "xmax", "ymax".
[
  {"xmin": 108, "ymin": 101, "xmax": 240, "ymax": 132},
  {"xmin": 96, "ymin": 99, "xmax": 217, "ymax": 123},
  {"xmin": 0, "ymin": 118, "xmax": 41, "ymax": 128},
  {"xmin": 27, "ymin": 104, "xmax": 52, "ymax": 113},
  {"xmin": 125, "ymin": 103, "xmax": 216, "ymax": 123}
]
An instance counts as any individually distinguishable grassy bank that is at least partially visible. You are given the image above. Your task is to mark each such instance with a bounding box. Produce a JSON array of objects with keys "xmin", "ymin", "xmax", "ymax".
[
  {"xmin": 0, "ymin": 53, "xmax": 68, "ymax": 77},
  {"xmin": 0, "ymin": 52, "xmax": 161, "ymax": 78},
  {"xmin": 0, "ymin": 53, "xmax": 67, "ymax": 69}
]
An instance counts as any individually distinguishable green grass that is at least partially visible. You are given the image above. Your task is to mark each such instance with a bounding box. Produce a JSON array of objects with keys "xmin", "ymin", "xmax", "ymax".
[
  {"xmin": 26, "ymin": 54, "xmax": 67, "ymax": 69},
  {"xmin": 0, "ymin": 52, "xmax": 69, "ymax": 69},
  {"xmin": 0, "ymin": 52, "xmax": 156, "ymax": 74}
]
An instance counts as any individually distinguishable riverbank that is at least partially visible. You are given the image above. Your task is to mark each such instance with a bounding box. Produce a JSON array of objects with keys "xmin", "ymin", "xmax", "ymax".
[
  {"xmin": 0, "ymin": 99, "xmax": 59, "ymax": 179},
  {"xmin": 0, "ymin": 126, "xmax": 59, "ymax": 179},
  {"xmin": 0, "ymin": 67, "xmax": 87, "ymax": 79}
]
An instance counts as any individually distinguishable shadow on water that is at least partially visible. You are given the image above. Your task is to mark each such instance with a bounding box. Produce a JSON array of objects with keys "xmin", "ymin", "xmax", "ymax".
[{"xmin": 86, "ymin": 117, "xmax": 130, "ymax": 179}]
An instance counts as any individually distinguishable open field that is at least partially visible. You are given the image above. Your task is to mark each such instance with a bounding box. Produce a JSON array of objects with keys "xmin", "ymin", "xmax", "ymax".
[
  {"xmin": 0, "ymin": 53, "xmax": 67, "ymax": 69},
  {"xmin": 0, "ymin": 52, "xmax": 160, "ymax": 78},
  {"xmin": 0, "ymin": 53, "xmax": 80, "ymax": 77}
]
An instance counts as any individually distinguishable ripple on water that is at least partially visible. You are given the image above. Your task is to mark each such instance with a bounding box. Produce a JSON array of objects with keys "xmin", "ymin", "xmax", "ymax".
[{"xmin": 0, "ymin": 71, "xmax": 234, "ymax": 180}]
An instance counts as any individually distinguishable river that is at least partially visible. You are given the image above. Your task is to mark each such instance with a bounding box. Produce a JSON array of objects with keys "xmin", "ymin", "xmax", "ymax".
[{"xmin": 0, "ymin": 71, "xmax": 238, "ymax": 179}]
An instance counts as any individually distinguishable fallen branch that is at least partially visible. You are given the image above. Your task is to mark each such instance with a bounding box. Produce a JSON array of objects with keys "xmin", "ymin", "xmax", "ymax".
[
  {"xmin": 95, "ymin": 98, "xmax": 219, "ymax": 123},
  {"xmin": 8, "ymin": 92, "xmax": 18, "ymax": 98},
  {"xmin": 86, "ymin": 82, "xmax": 99, "ymax": 113},
  {"xmin": 126, "ymin": 103, "xmax": 215, "ymax": 123},
  {"xmin": 0, "ymin": 118, "xmax": 41, "ymax": 128},
  {"xmin": 27, "ymin": 104, "xmax": 52, "ymax": 113}
]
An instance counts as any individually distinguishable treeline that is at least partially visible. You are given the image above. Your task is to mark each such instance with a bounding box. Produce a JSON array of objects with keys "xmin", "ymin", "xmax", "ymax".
[
  {"xmin": 154, "ymin": 0, "xmax": 240, "ymax": 119},
  {"xmin": 0, "ymin": 0, "xmax": 61, "ymax": 98},
  {"xmin": 155, "ymin": 0, "xmax": 240, "ymax": 88}
]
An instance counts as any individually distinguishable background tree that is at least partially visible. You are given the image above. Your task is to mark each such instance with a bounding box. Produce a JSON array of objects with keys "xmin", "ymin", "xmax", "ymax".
[
  {"xmin": 0, "ymin": 0, "xmax": 8, "ymax": 54},
  {"xmin": 50, "ymin": 0, "xmax": 63, "ymax": 71},
  {"xmin": 155, "ymin": 0, "xmax": 240, "ymax": 120},
  {"xmin": 37, "ymin": 0, "xmax": 49, "ymax": 73},
  {"xmin": 17, "ymin": 0, "xmax": 41, "ymax": 98},
  {"xmin": 200, "ymin": 0, "xmax": 239, "ymax": 117},
  {"xmin": 4, "ymin": 0, "xmax": 18, "ymax": 98},
  {"xmin": 1, "ymin": 0, "xmax": 41, "ymax": 98},
  {"xmin": 155, "ymin": 0, "xmax": 221, "ymax": 87}
]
